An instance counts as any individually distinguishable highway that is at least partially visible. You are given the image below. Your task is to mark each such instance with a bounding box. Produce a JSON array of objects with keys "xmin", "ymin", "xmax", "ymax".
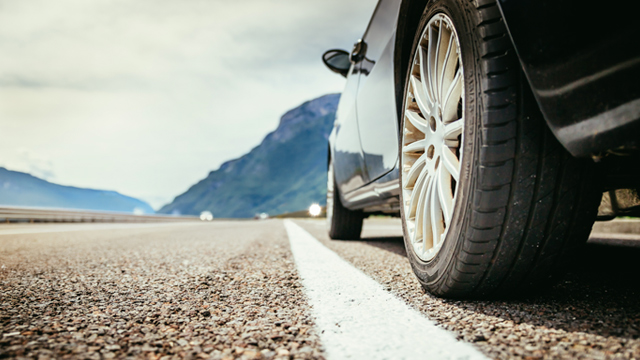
[{"xmin": 1, "ymin": 219, "xmax": 639, "ymax": 359}]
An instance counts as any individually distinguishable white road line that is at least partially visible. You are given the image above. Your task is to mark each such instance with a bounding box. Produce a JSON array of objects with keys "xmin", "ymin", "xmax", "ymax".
[{"xmin": 283, "ymin": 220, "xmax": 487, "ymax": 360}]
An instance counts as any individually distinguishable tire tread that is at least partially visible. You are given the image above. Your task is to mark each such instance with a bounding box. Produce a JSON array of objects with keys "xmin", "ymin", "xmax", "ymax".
[{"xmin": 327, "ymin": 174, "xmax": 364, "ymax": 240}]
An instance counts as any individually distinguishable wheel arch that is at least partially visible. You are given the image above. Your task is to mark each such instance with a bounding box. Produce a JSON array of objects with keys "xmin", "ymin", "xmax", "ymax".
[
  {"xmin": 327, "ymin": 145, "xmax": 331, "ymax": 169},
  {"xmin": 393, "ymin": 0, "xmax": 430, "ymax": 125}
]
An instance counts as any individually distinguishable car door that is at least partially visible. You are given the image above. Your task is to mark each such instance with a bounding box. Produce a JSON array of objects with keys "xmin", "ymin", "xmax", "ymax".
[
  {"xmin": 354, "ymin": 0, "xmax": 402, "ymax": 182},
  {"xmin": 331, "ymin": 62, "xmax": 369, "ymax": 196}
]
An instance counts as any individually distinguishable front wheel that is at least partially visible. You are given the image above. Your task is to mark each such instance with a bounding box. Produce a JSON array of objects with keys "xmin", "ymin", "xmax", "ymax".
[
  {"xmin": 327, "ymin": 157, "xmax": 364, "ymax": 240},
  {"xmin": 399, "ymin": 0, "xmax": 600, "ymax": 298}
]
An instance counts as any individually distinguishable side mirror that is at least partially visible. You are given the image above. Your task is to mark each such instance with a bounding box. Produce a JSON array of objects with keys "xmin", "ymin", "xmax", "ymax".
[{"xmin": 322, "ymin": 49, "xmax": 351, "ymax": 77}]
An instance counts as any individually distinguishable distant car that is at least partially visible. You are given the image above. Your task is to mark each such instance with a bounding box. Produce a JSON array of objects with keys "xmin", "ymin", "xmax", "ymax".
[
  {"xmin": 254, "ymin": 213, "xmax": 269, "ymax": 220},
  {"xmin": 199, "ymin": 211, "xmax": 213, "ymax": 221},
  {"xmin": 323, "ymin": 0, "xmax": 640, "ymax": 298}
]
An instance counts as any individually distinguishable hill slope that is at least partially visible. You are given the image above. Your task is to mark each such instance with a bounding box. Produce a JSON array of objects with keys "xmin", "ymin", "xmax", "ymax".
[
  {"xmin": 0, "ymin": 167, "xmax": 154, "ymax": 213},
  {"xmin": 159, "ymin": 94, "xmax": 339, "ymax": 218}
]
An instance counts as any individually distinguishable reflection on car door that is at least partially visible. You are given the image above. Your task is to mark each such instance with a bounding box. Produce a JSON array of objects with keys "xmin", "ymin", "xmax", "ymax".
[
  {"xmin": 354, "ymin": 0, "xmax": 402, "ymax": 182},
  {"xmin": 332, "ymin": 63, "xmax": 369, "ymax": 196}
]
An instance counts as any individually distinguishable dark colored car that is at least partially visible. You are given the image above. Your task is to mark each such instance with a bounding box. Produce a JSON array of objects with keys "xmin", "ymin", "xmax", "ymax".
[{"xmin": 322, "ymin": 0, "xmax": 640, "ymax": 298}]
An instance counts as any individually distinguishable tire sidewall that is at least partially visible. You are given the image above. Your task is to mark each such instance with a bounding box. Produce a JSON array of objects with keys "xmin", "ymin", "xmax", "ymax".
[{"xmin": 399, "ymin": 0, "xmax": 481, "ymax": 294}]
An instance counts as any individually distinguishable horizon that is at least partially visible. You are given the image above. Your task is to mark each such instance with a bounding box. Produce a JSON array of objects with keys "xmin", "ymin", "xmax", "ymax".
[{"xmin": 0, "ymin": 92, "xmax": 341, "ymax": 211}]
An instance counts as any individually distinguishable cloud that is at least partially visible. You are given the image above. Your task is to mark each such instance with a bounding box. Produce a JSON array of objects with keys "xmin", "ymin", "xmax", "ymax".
[
  {"xmin": 0, "ymin": 0, "xmax": 378, "ymax": 209},
  {"xmin": 0, "ymin": 0, "xmax": 371, "ymax": 91},
  {"xmin": 2, "ymin": 148, "xmax": 56, "ymax": 181}
]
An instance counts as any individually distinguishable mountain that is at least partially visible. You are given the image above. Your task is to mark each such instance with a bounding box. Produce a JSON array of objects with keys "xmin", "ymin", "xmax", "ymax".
[
  {"xmin": 0, "ymin": 167, "xmax": 154, "ymax": 214},
  {"xmin": 159, "ymin": 93, "xmax": 340, "ymax": 218}
]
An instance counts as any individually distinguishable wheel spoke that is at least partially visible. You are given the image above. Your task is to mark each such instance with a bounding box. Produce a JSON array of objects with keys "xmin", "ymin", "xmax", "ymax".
[
  {"xmin": 441, "ymin": 147, "xmax": 460, "ymax": 182},
  {"xmin": 421, "ymin": 174, "xmax": 434, "ymax": 251},
  {"xmin": 414, "ymin": 190, "xmax": 423, "ymax": 243},
  {"xmin": 326, "ymin": 164, "xmax": 334, "ymax": 223},
  {"xmin": 410, "ymin": 75, "xmax": 432, "ymax": 119},
  {"xmin": 406, "ymin": 221, "xmax": 416, "ymax": 243},
  {"xmin": 433, "ymin": 20, "xmax": 443, "ymax": 102},
  {"xmin": 418, "ymin": 47, "xmax": 435, "ymax": 106},
  {"xmin": 439, "ymin": 33, "xmax": 456, "ymax": 103},
  {"xmin": 404, "ymin": 153, "xmax": 427, "ymax": 188},
  {"xmin": 408, "ymin": 167, "xmax": 429, "ymax": 220},
  {"xmin": 436, "ymin": 166, "xmax": 453, "ymax": 224},
  {"xmin": 442, "ymin": 67, "xmax": 462, "ymax": 122},
  {"xmin": 416, "ymin": 174, "xmax": 431, "ymax": 243},
  {"xmin": 443, "ymin": 118, "xmax": 463, "ymax": 140},
  {"xmin": 430, "ymin": 174, "xmax": 444, "ymax": 246},
  {"xmin": 427, "ymin": 23, "xmax": 437, "ymax": 104},
  {"xmin": 405, "ymin": 105, "xmax": 429, "ymax": 134},
  {"xmin": 402, "ymin": 139, "xmax": 427, "ymax": 154}
]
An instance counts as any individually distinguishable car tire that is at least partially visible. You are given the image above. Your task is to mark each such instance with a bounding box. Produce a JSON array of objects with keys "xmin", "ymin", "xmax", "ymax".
[
  {"xmin": 399, "ymin": 0, "xmax": 601, "ymax": 298},
  {"xmin": 327, "ymin": 157, "xmax": 364, "ymax": 240}
]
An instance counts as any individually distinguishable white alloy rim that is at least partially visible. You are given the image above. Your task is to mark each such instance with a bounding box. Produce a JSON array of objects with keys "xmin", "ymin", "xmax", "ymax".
[
  {"xmin": 326, "ymin": 161, "xmax": 334, "ymax": 228},
  {"xmin": 401, "ymin": 13, "xmax": 465, "ymax": 262}
]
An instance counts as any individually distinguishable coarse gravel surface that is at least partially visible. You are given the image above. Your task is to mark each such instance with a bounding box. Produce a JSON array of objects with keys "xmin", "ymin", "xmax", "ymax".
[
  {"xmin": 0, "ymin": 221, "xmax": 323, "ymax": 360},
  {"xmin": 2, "ymin": 218, "xmax": 639, "ymax": 360},
  {"xmin": 295, "ymin": 218, "xmax": 640, "ymax": 360}
]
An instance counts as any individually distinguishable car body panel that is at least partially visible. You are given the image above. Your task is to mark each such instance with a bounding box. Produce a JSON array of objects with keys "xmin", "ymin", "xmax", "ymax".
[
  {"xmin": 356, "ymin": 33, "xmax": 401, "ymax": 183},
  {"xmin": 330, "ymin": 64, "xmax": 369, "ymax": 196},
  {"xmin": 340, "ymin": 164, "xmax": 400, "ymax": 211},
  {"xmin": 497, "ymin": 0, "xmax": 640, "ymax": 157},
  {"xmin": 332, "ymin": 0, "xmax": 403, "ymax": 208}
]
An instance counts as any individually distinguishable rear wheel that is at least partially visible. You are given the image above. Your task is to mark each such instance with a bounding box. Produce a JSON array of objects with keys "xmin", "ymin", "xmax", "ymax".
[
  {"xmin": 327, "ymin": 157, "xmax": 364, "ymax": 240},
  {"xmin": 399, "ymin": 0, "xmax": 600, "ymax": 298}
]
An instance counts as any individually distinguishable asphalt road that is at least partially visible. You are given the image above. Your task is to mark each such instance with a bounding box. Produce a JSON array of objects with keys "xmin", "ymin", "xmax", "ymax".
[{"xmin": 1, "ymin": 219, "xmax": 639, "ymax": 359}]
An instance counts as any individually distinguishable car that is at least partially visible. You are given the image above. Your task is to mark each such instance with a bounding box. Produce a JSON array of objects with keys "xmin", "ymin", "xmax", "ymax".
[
  {"xmin": 322, "ymin": 0, "xmax": 640, "ymax": 298},
  {"xmin": 254, "ymin": 212, "xmax": 269, "ymax": 220},
  {"xmin": 199, "ymin": 211, "xmax": 214, "ymax": 221}
]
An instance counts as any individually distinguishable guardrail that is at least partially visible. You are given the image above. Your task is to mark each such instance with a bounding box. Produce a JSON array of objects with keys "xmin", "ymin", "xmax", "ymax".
[{"xmin": 0, "ymin": 206, "xmax": 200, "ymax": 223}]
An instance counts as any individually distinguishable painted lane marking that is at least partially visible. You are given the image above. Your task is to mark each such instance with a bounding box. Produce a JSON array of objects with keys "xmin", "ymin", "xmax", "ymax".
[{"xmin": 283, "ymin": 220, "xmax": 487, "ymax": 360}]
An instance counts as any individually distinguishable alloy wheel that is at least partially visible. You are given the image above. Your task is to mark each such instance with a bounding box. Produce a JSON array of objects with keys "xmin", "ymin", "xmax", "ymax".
[
  {"xmin": 326, "ymin": 161, "xmax": 335, "ymax": 228},
  {"xmin": 401, "ymin": 13, "xmax": 464, "ymax": 262}
]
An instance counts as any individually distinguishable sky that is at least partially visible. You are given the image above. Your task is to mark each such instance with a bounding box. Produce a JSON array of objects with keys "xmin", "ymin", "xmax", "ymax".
[{"xmin": 0, "ymin": 0, "xmax": 378, "ymax": 209}]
